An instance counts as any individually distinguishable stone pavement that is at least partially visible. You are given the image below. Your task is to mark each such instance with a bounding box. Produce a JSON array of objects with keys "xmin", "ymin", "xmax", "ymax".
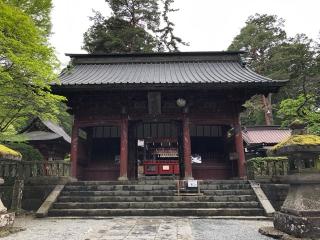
[{"xmin": 3, "ymin": 216, "xmax": 273, "ymax": 240}]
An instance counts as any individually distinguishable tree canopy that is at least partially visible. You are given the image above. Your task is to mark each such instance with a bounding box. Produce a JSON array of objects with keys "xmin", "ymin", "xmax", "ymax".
[
  {"xmin": 83, "ymin": 0, "xmax": 187, "ymax": 53},
  {"xmin": 229, "ymin": 13, "xmax": 320, "ymax": 134},
  {"xmin": 83, "ymin": 13, "xmax": 157, "ymax": 53},
  {"xmin": 229, "ymin": 14, "xmax": 286, "ymax": 74},
  {"xmin": 0, "ymin": 2, "xmax": 65, "ymax": 137},
  {"xmin": 3, "ymin": 0, "xmax": 53, "ymax": 37}
]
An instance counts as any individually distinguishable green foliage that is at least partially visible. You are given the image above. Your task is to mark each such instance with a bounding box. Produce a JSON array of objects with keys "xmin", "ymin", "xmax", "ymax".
[
  {"xmin": 4, "ymin": 142, "xmax": 43, "ymax": 161},
  {"xmin": 271, "ymin": 36, "xmax": 320, "ymax": 132},
  {"xmin": 107, "ymin": 0, "xmax": 160, "ymax": 30},
  {"xmin": 269, "ymin": 35, "xmax": 319, "ymax": 97},
  {"xmin": 229, "ymin": 14, "xmax": 287, "ymax": 125},
  {"xmin": 83, "ymin": 14, "xmax": 157, "ymax": 53},
  {"xmin": 56, "ymin": 103, "xmax": 73, "ymax": 136},
  {"xmin": 83, "ymin": 0, "xmax": 187, "ymax": 53},
  {"xmin": 278, "ymin": 95, "xmax": 320, "ymax": 134},
  {"xmin": 229, "ymin": 14, "xmax": 320, "ymax": 129},
  {"xmin": 0, "ymin": 2, "xmax": 65, "ymax": 136},
  {"xmin": 3, "ymin": 0, "xmax": 52, "ymax": 37},
  {"xmin": 240, "ymin": 95, "xmax": 266, "ymax": 125},
  {"xmin": 229, "ymin": 14, "xmax": 286, "ymax": 73}
]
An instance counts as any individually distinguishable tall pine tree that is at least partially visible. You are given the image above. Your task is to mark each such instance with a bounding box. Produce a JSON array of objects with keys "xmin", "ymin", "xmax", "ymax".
[
  {"xmin": 228, "ymin": 14, "xmax": 287, "ymax": 126},
  {"xmin": 229, "ymin": 14, "xmax": 320, "ymax": 134},
  {"xmin": 83, "ymin": 0, "xmax": 187, "ymax": 53},
  {"xmin": 156, "ymin": 0, "xmax": 188, "ymax": 52}
]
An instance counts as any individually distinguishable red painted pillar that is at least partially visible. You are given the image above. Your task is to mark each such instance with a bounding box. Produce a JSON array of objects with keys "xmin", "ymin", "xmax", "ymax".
[
  {"xmin": 70, "ymin": 121, "xmax": 79, "ymax": 179},
  {"xmin": 183, "ymin": 116, "xmax": 193, "ymax": 179},
  {"xmin": 118, "ymin": 117, "xmax": 128, "ymax": 181},
  {"xmin": 234, "ymin": 115, "xmax": 246, "ymax": 178}
]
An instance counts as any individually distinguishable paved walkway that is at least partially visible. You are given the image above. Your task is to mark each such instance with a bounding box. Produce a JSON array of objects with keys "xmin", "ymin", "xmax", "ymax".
[{"xmin": 4, "ymin": 216, "xmax": 273, "ymax": 240}]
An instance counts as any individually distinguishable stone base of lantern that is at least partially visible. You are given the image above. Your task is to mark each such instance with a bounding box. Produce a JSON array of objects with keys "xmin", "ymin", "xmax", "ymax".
[
  {"xmin": 0, "ymin": 178, "xmax": 15, "ymax": 230},
  {"xmin": 0, "ymin": 212, "xmax": 15, "ymax": 229},
  {"xmin": 274, "ymin": 211, "xmax": 320, "ymax": 238},
  {"xmin": 273, "ymin": 174, "xmax": 320, "ymax": 239}
]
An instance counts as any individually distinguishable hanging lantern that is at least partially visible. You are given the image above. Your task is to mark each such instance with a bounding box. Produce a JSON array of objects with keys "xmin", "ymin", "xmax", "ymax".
[{"xmin": 176, "ymin": 98, "xmax": 186, "ymax": 108}]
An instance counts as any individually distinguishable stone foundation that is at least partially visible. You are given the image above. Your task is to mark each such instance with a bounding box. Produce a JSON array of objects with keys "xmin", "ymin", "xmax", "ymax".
[
  {"xmin": 260, "ymin": 183, "xmax": 289, "ymax": 211},
  {"xmin": 0, "ymin": 177, "xmax": 75, "ymax": 211},
  {"xmin": 274, "ymin": 211, "xmax": 320, "ymax": 238}
]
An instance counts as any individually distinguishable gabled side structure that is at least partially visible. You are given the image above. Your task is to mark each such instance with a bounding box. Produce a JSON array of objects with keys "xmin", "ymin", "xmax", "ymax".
[
  {"xmin": 242, "ymin": 126, "xmax": 292, "ymax": 157},
  {"xmin": 19, "ymin": 118, "xmax": 71, "ymax": 160},
  {"xmin": 53, "ymin": 51, "xmax": 286, "ymax": 181}
]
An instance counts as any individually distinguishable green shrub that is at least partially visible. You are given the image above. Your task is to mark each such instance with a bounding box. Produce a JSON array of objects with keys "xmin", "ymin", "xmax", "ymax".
[
  {"xmin": 247, "ymin": 156, "xmax": 288, "ymax": 164},
  {"xmin": 4, "ymin": 142, "xmax": 43, "ymax": 161}
]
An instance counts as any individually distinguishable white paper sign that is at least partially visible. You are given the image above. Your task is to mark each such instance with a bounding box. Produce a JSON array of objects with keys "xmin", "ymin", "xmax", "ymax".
[
  {"xmin": 137, "ymin": 139, "xmax": 144, "ymax": 147},
  {"xmin": 162, "ymin": 165, "xmax": 170, "ymax": 170},
  {"xmin": 187, "ymin": 180, "xmax": 198, "ymax": 188}
]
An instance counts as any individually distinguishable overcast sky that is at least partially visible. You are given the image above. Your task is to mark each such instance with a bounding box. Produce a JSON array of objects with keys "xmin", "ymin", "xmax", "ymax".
[{"xmin": 50, "ymin": 0, "xmax": 320, "ymax": 67}]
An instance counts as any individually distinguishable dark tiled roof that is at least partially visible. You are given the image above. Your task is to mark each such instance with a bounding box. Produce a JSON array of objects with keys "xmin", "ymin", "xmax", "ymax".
[
  {"xmin": 18, "ymin": 118, "xmax": 71, "ymax": 143},
  {"xmin": 58, "ymin": 52, "xmax": 285, "ymax": 87},
  {"xmin": 42, "ymin": 121, "xmax": 71, "ymax": 143},
  {"xmin": 242, "ymin": 126, "xmax": 291, "ymax": 145},
  {"xmin": 22, "ymin": 131, "xmax": 62, "ymax": 141}
]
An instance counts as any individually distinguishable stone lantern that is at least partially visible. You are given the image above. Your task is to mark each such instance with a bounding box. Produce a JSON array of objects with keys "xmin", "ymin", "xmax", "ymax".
[
  {"xmin": 271, "ymin": 121, "xmax": 320, "ymax": 238},
  {"xmin": 0, "ymin": 144, "xmax": 21, "ymax": 229}
]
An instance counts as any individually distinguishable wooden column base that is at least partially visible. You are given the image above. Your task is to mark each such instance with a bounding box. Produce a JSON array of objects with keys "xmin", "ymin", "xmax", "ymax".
[
  {"xmin": 118, "ymin": 176, "xmax": 128, "ymax": 181},
  {"xmin": 183, "ymin": 176, "xmax": 194, "ymax": 180}
]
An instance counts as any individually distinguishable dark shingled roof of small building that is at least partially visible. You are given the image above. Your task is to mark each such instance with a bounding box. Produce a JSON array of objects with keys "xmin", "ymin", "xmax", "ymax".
[
  {"xmin": 56, "ymin": 52, "xmax": 286, "ymax": 89},
  {"xmin": 18, "ymin": 118, "xmax": 71, "ymax": 143}
]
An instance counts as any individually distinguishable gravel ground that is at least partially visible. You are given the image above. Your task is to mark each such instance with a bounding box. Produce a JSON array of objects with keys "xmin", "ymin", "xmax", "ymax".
[
  {"xmin": 191, "ymin": 219, "xmax": 273, "ymax": 240},
  {"xmin": 3, "ymin": 216, "xmax": 273, "ymax": 240}
]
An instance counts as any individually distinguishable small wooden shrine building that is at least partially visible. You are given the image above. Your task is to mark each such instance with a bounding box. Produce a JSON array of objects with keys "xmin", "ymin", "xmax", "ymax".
[
  {"xmin": 242, "ymin": 126, "xmax": 291, "ymax": 158},
  {"xmin": 54, "ymin": 51, "xmax": 285, "ymax": 181},
  {"xmin": 19, "ymin": 118, "xmax": 71, "ymax": 160}
]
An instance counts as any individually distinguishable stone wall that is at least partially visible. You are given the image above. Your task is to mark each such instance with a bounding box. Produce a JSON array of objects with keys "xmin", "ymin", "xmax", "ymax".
[
  {"xmin": 260, "ymin": 183, "xmax": 289, "ymax": 211},
  {"xmin": 0, "ymin": 177, "xmax": 73, "ymax": 211}
]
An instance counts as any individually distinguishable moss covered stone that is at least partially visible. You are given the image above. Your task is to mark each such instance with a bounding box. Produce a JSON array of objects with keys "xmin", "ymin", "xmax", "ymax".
[
  {"xmin": 0, "ymin": 145, "xmax": 22, "ymax": 160},
  {"xmin": 272, "ymin": 135, "xmax": 320, "ymax": 151}
]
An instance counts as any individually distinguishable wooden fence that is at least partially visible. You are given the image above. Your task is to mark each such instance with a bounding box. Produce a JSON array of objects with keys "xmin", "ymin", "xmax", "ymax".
[
  {"xmin": 247, "ymin": 159, "xmax": 289, "ymax": 180},
  {"xmin": 0, "ymin": 159, "xmax": 71, "ymax": 180}
]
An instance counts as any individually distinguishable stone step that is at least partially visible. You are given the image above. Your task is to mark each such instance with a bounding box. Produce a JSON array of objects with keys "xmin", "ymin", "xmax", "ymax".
[
  {"xmin": 69, "ymin": 180, "xmax": 175, "ymax": 186},
  {"xmin": 68, "ymin": 180, "xmax": 249, "ymax": 186},
  {"xmin": 63, "ymin": 183, "xmax": 251, "ymax": 192},
  {"xmin": 49, "ymin": 208, "xmax": 264, "ymax": 217},
  {"xmin": 57, "ymin": 195, "xmax": 256, "ymax": 203},
  {"xmin": 60, "ymin": 189, "xmax": 254, "ymax": 197},
  {"xmin": 53, "ymin": 201, "xmax": 260, "ymax": 209}
]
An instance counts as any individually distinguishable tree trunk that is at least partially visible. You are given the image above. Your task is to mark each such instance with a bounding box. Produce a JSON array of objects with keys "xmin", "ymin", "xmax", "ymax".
[{"xmin": 262, "ymin": 94, "xmax": 273, "ymax": 125}]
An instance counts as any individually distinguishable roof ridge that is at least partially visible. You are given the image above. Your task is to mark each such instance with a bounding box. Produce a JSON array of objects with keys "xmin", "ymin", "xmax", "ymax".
[{"xmin": 66, "ymin": 51, "xmax": 246, "ymax": 58}]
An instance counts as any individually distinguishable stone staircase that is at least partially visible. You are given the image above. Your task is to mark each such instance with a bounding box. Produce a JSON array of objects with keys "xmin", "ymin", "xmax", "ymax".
[{"xmin": 48, "ymin": 180, "xmax": 265, "ymax": 217}]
